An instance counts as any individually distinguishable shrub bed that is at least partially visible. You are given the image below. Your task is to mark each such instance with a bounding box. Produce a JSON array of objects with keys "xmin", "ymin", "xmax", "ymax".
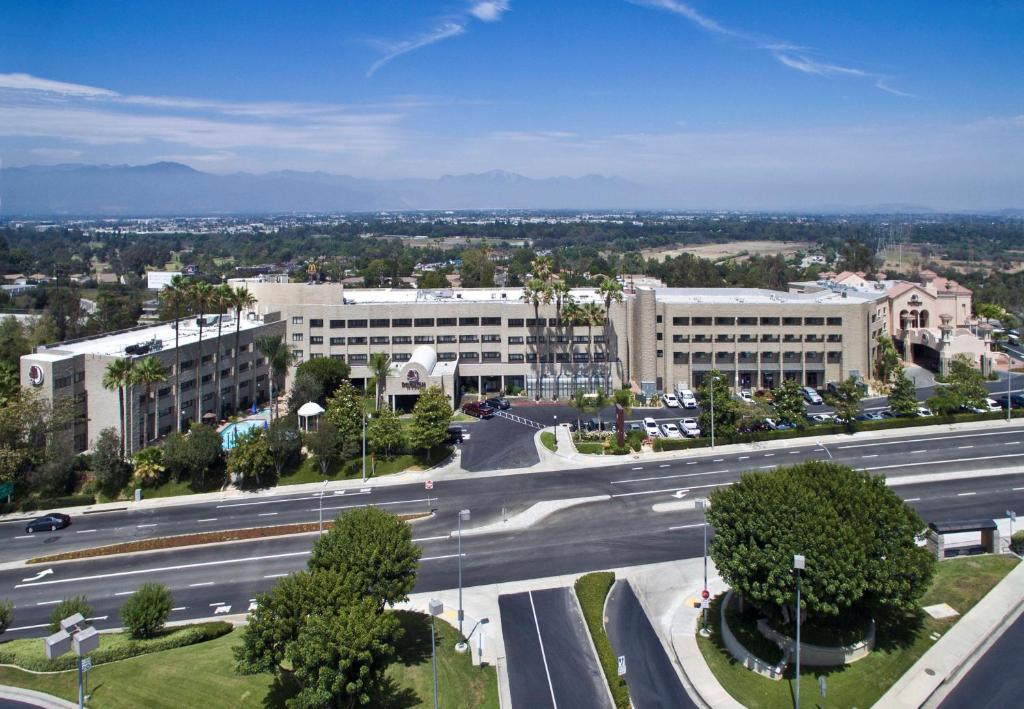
[
  {"xmin": 0, "ymin": 494, "xmax": 97, "ymax": 515},
  {"xmin": 0, "ymin": 622, "xmax": 232, "ymax": 672},
  {"xmin": 574, "ymin": 572, "xmax": 629, "ymax": 708},
  {"xmin": 575, "ymin": 442, "xmax": 604, "ymax": 455}
]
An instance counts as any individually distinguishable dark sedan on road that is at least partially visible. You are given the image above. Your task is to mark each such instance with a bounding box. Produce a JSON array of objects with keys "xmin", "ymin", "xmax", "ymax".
[
  {"xmin": 487, "ymin": 396, "xmax": 511, "ymax": 410},
  {"xmin": 994, "ymin": 393, "xmax": 1024, "ymax": 409},
  {"xmin": 25, "ymin": 513, "xmax": 71, "ymax": 533},
  {"xmin": 461, "ymin": 401, "xmax": 495, "ymax": 419}
]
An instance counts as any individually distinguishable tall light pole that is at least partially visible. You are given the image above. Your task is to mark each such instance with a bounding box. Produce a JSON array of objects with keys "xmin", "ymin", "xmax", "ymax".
[
  {"xmin": 793, "ymin": 554, "xmax": 805, "ymax": 709},
  {"xmin": 696, "ymin": 498, "xmax": 710, "ymax": 636},
  {"xmin": 318, "ymin": 480, "xmax": 328, "ymax": 534},
  {"xmin": 428, "ymin": 599, "xmax": 443, "ymax": 709},
  {"xmin": 456, "ymin": 508, "xmax": 471, "ymax": 652},
  {"xmin": 709, "ymin": 373, "xmax": 716, "ymax": 449},
  {"xmin": 553, "ymin": 414, "xmax": 558, "ymax": 437},
  {"xmin": 362, "ymin": 412, "xmax": 368, "ymax": 483},
  {"xmin": 1007, "ymin": 365, "xmax": 1013, "ymax": 423}
]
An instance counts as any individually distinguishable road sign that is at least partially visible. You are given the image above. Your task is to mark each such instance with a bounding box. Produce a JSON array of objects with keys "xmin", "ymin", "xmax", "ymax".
[
  {"xmin": 81, "ymin": 657, "xmax": 92, "ymax": 672},
  {"xmin": 425, "ymin": 480, "xmax": 434, "ymax": 490},
  {"xmin": 617, "ymin": 655, "xmax": 626, "ymax": 676},
  {"xmin": 1008, "ymin": 510, "xmax": 1017, "ymax": 521},
  {"xmin": 701, "ymin": 598, "xmax": 710, "ymax": 610},
  {"xmin": 701, "ymin": 589, "xmax": 710, "ymax": 600},
  {"xmin": 0, "ymin": 482, "xmax": 13, "ymax": 499}
]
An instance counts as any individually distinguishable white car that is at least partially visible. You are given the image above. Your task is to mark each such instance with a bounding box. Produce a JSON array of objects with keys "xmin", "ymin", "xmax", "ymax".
[
  {"xmin": 662, "ymin": 393, "xmax": 680, "ymax": 408},
  {"xmin": 679, "ymin": 418, "xmax": 701, "ymax": 437},
  {"xmin": 916, "ymin": 406, "xmax": 933, "ymax": 417},
  {"xmin": 969, "ymin": 398, "xmax": 1001, "ymax": 413},
  {"xmin": 660, "ymin": 422, "xmax": 683, "ymax": 438},
  {"xmin": 678, "ymin": 389, "xmax": 698, "ymax": 408},
  {"xmin": 738, "ymin": 389, "xmax": 754, "ymax": 404},
  {"xmin": 802, "ymin": 386, "xmax": 824, "ymax": 405},
  {"xmin": 643, "ymin": 417, "xmax": 661, "ymax": 438}
]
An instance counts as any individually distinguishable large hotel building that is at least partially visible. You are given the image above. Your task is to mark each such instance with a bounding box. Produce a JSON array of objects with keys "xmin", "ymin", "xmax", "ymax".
[{"xmin": 21, "ymin": 268, "xmax": 989, "ymax": 452}]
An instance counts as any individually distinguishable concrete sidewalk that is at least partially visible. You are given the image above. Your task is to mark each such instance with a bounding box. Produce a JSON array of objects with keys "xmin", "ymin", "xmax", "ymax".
[
  {"xmin": 0, "ymin": 685, "xmax": 78, "ymax": 709},
  {"xmin": 874, "ymin": 556, "xmax": 1024, "ymax": 709}
]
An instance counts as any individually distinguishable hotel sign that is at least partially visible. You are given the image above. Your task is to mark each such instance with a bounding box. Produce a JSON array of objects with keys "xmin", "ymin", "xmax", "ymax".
[{"xmin": 402, "ymin": 369, "xmax": 425, "ymax": 390}]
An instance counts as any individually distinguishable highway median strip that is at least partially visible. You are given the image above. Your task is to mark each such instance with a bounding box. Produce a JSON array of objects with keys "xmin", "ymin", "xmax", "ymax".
[{"xmin": 26, "ymin": 512, "xmax": 429, "ymax": 565}]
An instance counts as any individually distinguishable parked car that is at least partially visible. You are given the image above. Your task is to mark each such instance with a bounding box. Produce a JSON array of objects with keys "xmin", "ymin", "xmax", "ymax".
[
  {"xmin": 763, "ymin": 417, "xmax": 795, "ymax": 431},
  {"xmin": 627, "ymin": 422, "xmax": 643, "ymax": 433},
  {"xmin": 461, "ymin": 401, "xmax": 494, "ymax": 419},
  {"xmin": 679, "ymin": 418, "xmax": 701, "ymax": 437},
  {"xmin": 643, "ymin": 417, "xmax": 661, "ymax": 438},
  {"xmin": 678, "ymin": 389, "xmax": 698, "ymax": 408},
  {"xmin": 486, "ymin": 396, "xmax": 511, "ymax": 410},
  {"xmin": 660, "ymin": 422, "xmax": 683, "ymax": 438},
  {"xmin": 915, "ymin": 405, "xmax": 934, "ymax": 417},
  {"xmin": 807, "ymin": 412, "xmax": 835, "ymax": 424},
  {"xmin": 966, "ymin": 398, "xmax": 1001, "ymax": 414},
  {"xmin": 25, "ymin": 513, "xmax": 71, "ymax": 534},
  {"xmin": 738, "ymin": 389, "xmax": 754, "ymax": 404},
  {"xmin": 855, "ymin": 411, "xmax": 885, "ymax": 422},
  {"xmin": 802, "ymin": 386, "xmax": 824, "ymax": 405},
  {"xmin": 445, "ymin": 426, "xmax": 465, "ymax": 444},
  {"xmin": 878, "ymin": 408, "xmax": 897, "ymax": 418},
  {"xmin": 662, "ymin": 392, "xmax": 680, "ymax": 408}
]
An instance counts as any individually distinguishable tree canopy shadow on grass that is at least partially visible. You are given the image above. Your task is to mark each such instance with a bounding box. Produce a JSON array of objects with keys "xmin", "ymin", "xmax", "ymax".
[{"xmin": 391, "ymin": 610, "xmax": 432, "ymax": 667}]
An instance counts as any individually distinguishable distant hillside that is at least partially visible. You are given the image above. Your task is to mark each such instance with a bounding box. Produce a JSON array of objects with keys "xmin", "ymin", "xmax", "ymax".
[{"xmin": 0, "ymin": 162, "xmax": 648, "ymax": 216}]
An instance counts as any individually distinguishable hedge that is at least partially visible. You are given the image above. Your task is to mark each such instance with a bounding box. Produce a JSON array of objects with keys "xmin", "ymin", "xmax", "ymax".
[
  {"xmin": 574, "ymin": 572, "xmax": 629, "ymax": 708},
  {"xmin": 0, "ymin": 622, "xmax": 232, "ymax": 672},
  {"xmin": 0, "ymin": 494, "xmax": 96, "ymax": 515},
  {"xmin": 575, "ymin": 442, "xmax": 605, "ymax": 455}
]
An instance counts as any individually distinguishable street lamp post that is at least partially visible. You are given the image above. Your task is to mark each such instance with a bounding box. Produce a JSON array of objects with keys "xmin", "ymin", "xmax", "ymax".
[
  {"xmin": 362, "ymin": 412, "xmax": 368, "ymax": 483},
  {"xmin": 428, "ymin": 599, "xmax": 443, "ymax": 709},
  {"xmin": 1008, "ymin": 366, "xmax": 1013, "ymax": 422},
  {"xmin": 318, "ymin": 480, "xmax": 328, "ymax": 534},
  {"xmin": 696, "ymin": 498, "xmax": 710, "ymax": 636},
  {"xmin": 709, "ymin": 373, "xmax": 716, "ymax": 449},
  {"xmin": 456, "ymin": 508, "xmax": 471, "ymax": 652},
  {"xmin": 553, "ymin": 414, "xmax": 558, "ymax": 438},
  {"xmin": 793, "ymin": 554, "xmax": 806, "ymax": 709}
]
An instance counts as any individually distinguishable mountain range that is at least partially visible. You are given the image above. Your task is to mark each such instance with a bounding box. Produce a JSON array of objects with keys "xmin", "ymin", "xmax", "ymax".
[{"xmin": 0, "ymin": 162, "xmax": 648, "ymax": 216}]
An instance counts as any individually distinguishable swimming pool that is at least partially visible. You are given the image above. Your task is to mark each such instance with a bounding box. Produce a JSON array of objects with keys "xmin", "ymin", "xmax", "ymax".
[{"xmin": 221, "ymin": 417, "xmax": 268, "ymax": 450}]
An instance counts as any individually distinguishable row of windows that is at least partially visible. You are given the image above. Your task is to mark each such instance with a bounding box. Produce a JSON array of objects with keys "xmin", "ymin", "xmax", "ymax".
[
  {"xmin": 302, "ymin": 352, "xmax": 612, "ymax": 364},
  {"xmin": 668, "ymin": 351, "xmax": 843, "ymax": 363},
  {"xmin": 670, "ymin": 333, "xmax": 843, "ymax": 343},
  {"xmin": 295, "ymin": 316, "xmax": 505, "ymax": 328},
  {"xmin": 666, "ymin": 316, "xmax": 843, "ymax": 327}
]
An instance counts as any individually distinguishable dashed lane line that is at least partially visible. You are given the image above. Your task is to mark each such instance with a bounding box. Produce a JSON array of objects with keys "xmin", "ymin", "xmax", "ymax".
[
  {"xmin": 837, "ymin": 430, "xmax": 1021, "ymax": 450},
  {"xmin": 611, "ymin": 470, "xmax": 728, "ymax": 484},
  {"xmin": 189, "ymin": 582, "xmax": 215, "ymax": 587}
]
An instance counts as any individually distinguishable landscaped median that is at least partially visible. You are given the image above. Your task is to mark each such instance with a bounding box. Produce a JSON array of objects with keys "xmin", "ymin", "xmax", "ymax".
[
  {"xmin": 696, "ymin": 555, "xmax": 1020, "ymax": 708},
  {"xmin": 574, "ymin": 572, "xmax": 630, "ymax": 708},
  {"xmin": 27, "ymin": 512, "xmax": 429, "ymax": 564}
]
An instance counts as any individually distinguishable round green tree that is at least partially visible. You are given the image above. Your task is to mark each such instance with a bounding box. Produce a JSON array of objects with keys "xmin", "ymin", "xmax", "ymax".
[{"xmin": 120, "ymin": 583, "xmax": 173, "ymax": 639}]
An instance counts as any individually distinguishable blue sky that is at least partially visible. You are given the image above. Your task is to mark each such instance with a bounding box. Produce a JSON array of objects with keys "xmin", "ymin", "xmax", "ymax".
[{"xmin": 0, "ymin": 0, "xmax": 1022, "ymax": 208}]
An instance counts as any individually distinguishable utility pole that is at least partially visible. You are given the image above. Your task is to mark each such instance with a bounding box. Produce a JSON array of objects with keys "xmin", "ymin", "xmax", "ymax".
[
  {"xmin": 456, "ymin": 509, "xmax": 471, "ymax": 651},
  {"xmin": 428, "ymin": 599, "xmax": 442, "ymax": 709},
  {"xmin": 793, "ymin": 554, "xmax": 805, "ymax": 709},
  {"xmin": 709, "ymin": 373, "xmax": 716, "ymax": 449},
  {"xmin": 362, "ymin": 412, "xmax": 368, "ymax": 483}
]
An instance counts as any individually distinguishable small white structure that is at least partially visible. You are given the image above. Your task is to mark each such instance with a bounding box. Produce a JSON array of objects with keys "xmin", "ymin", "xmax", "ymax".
[
  {"xmin": 146, "ymin": 270, "xmax": 183, "ymax": 290},
  {"xmin": 297, "ymin": 401, "xmax": 325, "ymax": 432}
]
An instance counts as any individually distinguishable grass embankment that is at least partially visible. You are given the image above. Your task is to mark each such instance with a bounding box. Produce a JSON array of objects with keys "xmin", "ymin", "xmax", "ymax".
[
  {"xmin": 540, "ymin": 431, "xmax": 558, "ymax": 452},
  {"xmin": 697, "ymin": 555, "xmax": 1020, "ymax": 708},
  {"xmin": 278, "ymin": 446, "xmax": 451, "ymax": 487},
  {"xmin": 0, "ymin": 612, "xmax": 497, "ymax": 709},
  {"xmin": 574, "ymin": 572, "xmax": 629, "ymax": 708}
]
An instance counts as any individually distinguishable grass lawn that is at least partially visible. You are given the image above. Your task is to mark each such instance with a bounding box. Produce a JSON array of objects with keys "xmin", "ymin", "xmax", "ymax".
[
  {"xmin": 574, "ymin": 441, "xmax": 605, "ymax": 454},
  {"xmin": 574, "ymin": 573, "xmax": 629, "ymax": 708},
  {"xmin": 697, "ymin": 555, "xmax": 1020, "ymax": 708},
  {"xmin": 0, "ymin": 614, "xmax": 497, "ymax": 709},
  {"xmin": 540, "ymin": 431, "xmax": 557, "ymax": 452},
  {"xmin": 277, "ymin": 446, "xmax": 451, "ymax": 486}
]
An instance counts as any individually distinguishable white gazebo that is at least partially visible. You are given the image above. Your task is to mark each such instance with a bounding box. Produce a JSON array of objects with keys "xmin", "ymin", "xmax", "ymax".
[{"xmin": 296, "ymin": 401, "xmax": 325, "ymax": 432}]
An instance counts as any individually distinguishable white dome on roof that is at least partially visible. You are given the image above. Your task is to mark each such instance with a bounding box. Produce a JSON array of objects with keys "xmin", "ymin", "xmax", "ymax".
[{"xmin": 408, "ymin": 345, "xmax": 437, "ymax": 373}]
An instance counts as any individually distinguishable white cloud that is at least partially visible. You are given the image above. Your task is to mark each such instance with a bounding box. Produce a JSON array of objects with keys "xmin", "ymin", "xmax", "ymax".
[
  {"xmin": 628, "ymin": 0, "xmax": 739, "ymax": 37},
  {"xmin": 0, "ymin": 73, "xmax": 116, "ymax": 97},
  {"xmin": 772, "ymin": 52, "xmax": 868, "ymax": 78},
  {"xmin": 470, "ymin": 1, "xmax": 510, "ymax": 22}
]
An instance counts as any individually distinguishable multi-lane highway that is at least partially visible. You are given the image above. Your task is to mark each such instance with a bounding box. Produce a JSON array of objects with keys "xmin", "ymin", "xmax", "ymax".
[{"xmin": 3, "ymin": 423, "xmax": 1024, "ymax": 637}]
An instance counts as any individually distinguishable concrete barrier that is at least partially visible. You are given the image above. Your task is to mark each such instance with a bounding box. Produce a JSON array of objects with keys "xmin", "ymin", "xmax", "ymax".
[
  {"xmin": 718, "ymin": 591, "xmax": 786, "ymax": 680},
  {"xmin": 758, "ymin": 617, "xmax": 875, "ymax": 666}
]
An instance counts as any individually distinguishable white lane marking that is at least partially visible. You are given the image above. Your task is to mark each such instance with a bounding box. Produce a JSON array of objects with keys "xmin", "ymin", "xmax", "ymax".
[
  {"xmin": 611, "ymin": 470, "xmax": 728, "ymax": 484},
  {"xmin": 1006, "ymin": 442, "xmax": 1021, "ymax": 446},
  {"xmin": 14, "ymin": 535, "xmax": 33, "ymax": 540},
  {"xmin": 1013, "ymin": 487, "xmax": 1024, "ymax": 491},
  {"xmin": 420, "ymin": 553, "xmax": 466, "ymax": 561},
  {"xmin": 659, "ymin": 464, "xmax": 671, "ymax": 468},
  {"xmin": 713, "ymin": 459, "xmax": 724, "ymax": 463},
  {"xmin": 867, "ymin": 453, "xmax": 1024, "ymax": 473},
  {"xmin": 264, "ymin": 573, "xmax": 289, "ymax": 579},
  {"xmin": 36, "ymin": 600, "xmax": 62, "ymax": 606},
  {"xmin": 114, "ymin": 590, "xmax": 134, "ymax": 596},
  {"xmin": 631, "ymin": 467, "xmax": 643, "ymax": 470},
  {"xmin": 528, "ymin": 591, "xmax": 559, "ymax": 709},
  {"xmin": 7, "ymin": 622, "xmax": 50, "ymax": 632},
  {"xmin": 612, "ymin": 482, "xmax": 729, "ymax": 498},
  {"xmin": 171, "ymin": 607, "xmax": 187, "ymax": 612},
  {"xmin": 15, "ymin": 550, "xmax": 311, "ymax": 589},
  {"xmin": 862, "ymin": 454, "xmax": 878, "ymax": 459},
  {"xmin": 738, "ymin": 456, "xmax": 749, "ymax": 460},
  {"xmin": 957, "ymin": 492, "xmax": 977, "ymax": 497},
  {"xmin": 838, "ymin": 430, "xmax": 1020, "ymax": 450},
  {"xmin": 216, "ymin": 494, "xmax": 325, "ymax": 509},
  {"xmin": 76, "ymin": 529, "xmax": 97, "ymax": 534},
  {"xmin": 412, "ymin": 535, "xmax": 450, "ymax": 543},
  {"xmin": 21, "ymin": 569, "xmax": 53, "ymax": 583},
  {"xmin": 214, "ymin": 605, "xmax": 232, "ymax": 615},
  {"xmin": 759, "ymin": 465, "xmax": 775, "ymax": 469},
  {"xmin": 904, "ymin": 497, "xmax": 921, "ymax": 502},
  {"xmin": 958, "ymin": 445, "xmax": 974, "ymax": 450},
  {"xmin": 189, "ymin": 581, "xmax": 215, "ymax": 587},
  {"xmin": 910, "ymin": 450, "xmax": 927, "ymax": 454},
  {"xmin": 197, "ymin": 518, "xmax": 218, "ymax": 522},
  {"xmin": 257, "ymin": 512, "xmax": 278, "ymax": 517},
  {"xmin": 686, "ymin": 461, "xmax": 697, "ymax": 465},
  {"xmin": 789, "ymin": 451, "xmax": 800, "ymax": 454},
  {"xmin": 208, "ymin": 601, "xmax": 226, "ymax": 607},
  {"xmin": 669, "ymin": 523, "xmax": 705, "ymax": 530},
  {"xmin": 814, "ymin": 448, "xmax": 825, "ymax": 452},
  {"xmin": 317, "ymin": 497, "xmax": 434, "ymax": 513},
  {"xmin": 137, "ymin": 524, "xmax": 157, "ymax": 528},
  {"xmin": 763, "ymin": 453, "xmax": 775, "ymax": 457}
]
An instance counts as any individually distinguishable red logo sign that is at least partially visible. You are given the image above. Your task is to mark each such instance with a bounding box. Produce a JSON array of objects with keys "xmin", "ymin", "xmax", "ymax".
[{"xmin": 407, "ymin": 369, "xmax": 420, "ymax": 383}]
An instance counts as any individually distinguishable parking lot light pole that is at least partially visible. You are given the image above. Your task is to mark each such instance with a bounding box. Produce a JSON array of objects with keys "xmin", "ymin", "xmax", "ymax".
[
  {"xmin": 793, "ymin": 554, "xmax": 806, "ymax": 709},
  {"xmin": 456, "ymin": 509, "xmax": 471, "ymax": 652},
  {"xmin": 362, "ymin": 412, "xmax": 368, "ymax": 483},
  {"xmin": 318, "ymin": 480, "xmax": 328, "ymax": 534},
  {"xmin": 428, "ymin": 599, "xmax": 443, "ymax": 709},
  {"xmin": 553, "ymin": 414, "xmax": 558, "ymax": 438},
  {"xmin": 1008, "ymin": 367, "xmax": 1012, "ymax": 422},
  {"xmin": 696, "ymin": 498, "xmax": 710, "ymax": 636},
  {"xmin": 710, "ymin": 374, "xmax": 716, "ymax": 450}
]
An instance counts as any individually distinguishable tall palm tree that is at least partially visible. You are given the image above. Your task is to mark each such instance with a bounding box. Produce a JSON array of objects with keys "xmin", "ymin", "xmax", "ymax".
[
  {"xmin": 212, "ymin": 284, "xmax": 233, "ymax": 418},
  {"xmin": 161, "ymin": 275, "xmax": 192, "ymax": 432},
  {"xmin": 581, "ymin": 302, "xmax": 605, "ymax": 382},
  {"xmin": 255, "ymin": 335, "xmax": 293, "ymax": 421},
  {"xmin": 562, "ymin": 300, "xmax": 583, "ymax": 392},
  {"xmin": 189, "ymin": 282, "xmax": 216, "ymax": 423},
  {"xmin": 228, "ymin": 286, "xmax": 257, "ymax": 414},
  {"xmin": 521, "ymin": 278, "xmax": 548, "ymax": 396},
  {"xmin": 596, "ymin": 276, "xmax": 625, "ymax": 384},
  {"xmin": 531, "ymin": 255, "xmax": 554, "ymax": 283},
  {"xmin": 550, "ymin": 280, "xmax": 572, "ymax": 328},
  {"xmin": 102, "ymin": 357, "xmax": 133, "ymax": 459},
  {"xmin": 368, "ymin": 352, "xmax": 392, "ymax": 411},
  {"xmin": 132, "ymin": 357, "xmax": 166, "ymax": 445}
]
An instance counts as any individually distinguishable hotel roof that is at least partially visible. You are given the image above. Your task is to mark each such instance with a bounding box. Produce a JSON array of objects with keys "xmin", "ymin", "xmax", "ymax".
[{"xmin": 651, "ymin": 286, "xmax": 885, "ymax": 306}]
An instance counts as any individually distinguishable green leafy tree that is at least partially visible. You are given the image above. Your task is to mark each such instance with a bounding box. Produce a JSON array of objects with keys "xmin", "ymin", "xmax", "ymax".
[
  {"xmin": 309, "ymin": 507, "xmax": 422, "ymax": 611},
  {"xmin": 888, "ymin": 366, "xmax": 919, "ymax": 416},
  {"xmin": 613, "ymin": 388, "xmax": 633, "ymax": 416},
  {"xmin": 305, "ymin": 419, "xmax": 342, "ymax": 476},
  {"xmin": 827, "ymin": 376, "xmax": 864, "ymax": 425},
  {"xmin": 875, "ymin": 335, "xmax": 902, "ymax": 382},
  {"xmin": 697, "ymin": 370, "xmax": 739, "ymax": 438},
  {"xmin": 131, "ymin": 446, "xmax": 166, "ymax": 486},
  {"xmin": 406, "ymin": 386, "xmax": 452, "ymax": 453},
  {"xmin": 569, "ymin": 389, "xmax": 590, "ymax": 431},
  {"xmin": 49, "ymin": 596, "xmax": 92, "ymax": 633},
  {"xmin": 459, "ymin": 247, "xmax": 496, "ymax": 288},
  {"xmin": 928, "ymin": 355, "xmax": 988, "ymax": 415},
  {"xmin": 0, "ymin": 600, "xmax": 12, "ymax": 635},
  {"xmin": 708, "ymin": 461, "xmax": 934, "ymax": 623},
  {"xmin": 254, "ymin": 334, "xmax": 293, "ymax": 421},
  {"xmin": 226, "ymin": 428, "xmax": 275, "ymax": 488},
  {"xmin": 286, "ymin": 371, "xmax": 323, "ymax": 415},
  {"xmin": 266, "ymin": 415, "xmax": 302, "ymax": 476},
  {"xmin": 162, "ymin": 423, "xmax": 223, "ymax": 486},
  {"xmin": 120, "ymin": 583, "xmax": 173, "ymax": 639},
  {"xmin": 771, "ymin": 378, "xmax": 807, "ymax": 428},
  {"xmin": 92, "ymin": 427, "xmax": 132, "ymax": 496},
  {"xmin": 368, "ymin": 406, "xmax": 404, "ymax": 458},
  {"xmin": 368, "ymin": 352, "xmax": 392, "ymax": 411},
  {"xmin": 294, "ymin": 357, "xmax": 351, "ymax": 404},
  {"xmin": 325, "ymin": 380, "xmax": 365, "ymax": 460}
]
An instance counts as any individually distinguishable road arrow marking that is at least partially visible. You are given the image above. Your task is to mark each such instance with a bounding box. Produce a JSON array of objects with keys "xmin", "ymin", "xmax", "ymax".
[
  {"xmin": 673, "ymin": 490, "xmax": 689, "ymax": 498},
  {"xmin": 214, "ymin": 605, "xmax": 232, "ymax": 614},
  {"xmin": 21, "ymin": 568, "xmax": 53, "ymax": 583}
]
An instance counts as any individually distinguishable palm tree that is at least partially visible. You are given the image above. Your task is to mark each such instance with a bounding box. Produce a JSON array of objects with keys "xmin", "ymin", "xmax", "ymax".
[
  {"xmin": 531, "ymin": 255, "xmax": 554, "ymax": 283},
  {"xmin": 581, "ymin": 302, "xmax": 605, "ymax": 383},
  {"xmin": 255, "ymin": 335, "xmax": 293, "ymax": 421},
  {"xmin": 521, "ymin": 278, "xmax": 548, "ymax": 396},
  {"xmin": 161, "ymin": 276, "xmax": 192, "ymax": 432},
  {"xmin": 228, "ymin": 286, "xmax": 257, "ymax": 414},
  {"xmin": 189, "ymin": 282, "xmax": 216, "ymax": 423},
  {"xmin": 596, "ymin": 275, "xmax": 625, "ymax": 385},
  {"xmin": 562, "ymin": 300, "xmax": 583, "ymax": 393},
  {"xmin": 368, "ymin": 352, "xmax": 392, "ymax": 411},
  {"xmin": 212, "ymin": 284, "xmax": 233, "ymax": 418},
  {"xmin": 132, "ymin": 357, "xmax": 166, "ymax": 445},
  {"xmin": 102, "ymin": 357, "xmax": 133, "ymax": 459},
  {"xmin": 550, "ymin": 280, "xmax": 572, "ymax": 328}
]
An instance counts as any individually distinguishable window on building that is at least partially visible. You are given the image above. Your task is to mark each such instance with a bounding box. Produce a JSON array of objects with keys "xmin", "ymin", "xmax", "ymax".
[
  {"xmin": 508, "ymin": 336, "xmax": 524, "ymax": 344},
  {"xmin": 716, "ymin": 334, "xmax": 735, "ymax": 343},
  {"xmin": 330, "ymin": 337, "xmax": 345, "ymax": 346},
  {"xmin": 784, "ymin": 334, "xmax": 802, "ymax": 342},
  {"xmin": 715, "ymin": 317, "xmax": 735, "ymax": 326},
  {"xmin": 348, "ymin": 353, "xmax": 367, "ymax": 363},
  {"xmin": 347, "ymin": 336, "xmax": 367, "ymax": 345},
  {"xmin": 309, "ymin": 353, "xmax": 323, "ymax": 359},
  {"xmin": 331, "ymin": 354, "xmax": 346, "ymax": 361},
  {"xmin": 414, "ymin": 318, "xmax": 434, "ymax": 327},
  {"xmin": 393, "ymin": 353, "xmax": 411, "ymax": 362},
  {"xmin": 804, "ymin": 317, "xmax": 824, "ymax": 326},
  {"xmin": 309, "ymin": 318, "xmax": 323, "ymax": 328},
  {"xmin": 348, "ymin": 319, "xmax": 367, "ymax": 328},
  {"xmin": 594, "ymin": 335, "xmax": 605, "ymax": 343},
  {"xmin": 574, "ymin": 335, "xmax": 590, "ymax": 343},
  {"xmin": 291, "ymin": 316, "xmax": 304, "ymax": 325},
  {"xmin": 482, "ymin": 334, "xmax": 501, "ymax": 343},
  {"xmin": 437, "ymin": 335, "xmax": 456, "ymax": 344},
  {"xmin": 370, "ymin": 318, "xmax": 390, "ymax": 328},
  {"xmin": 783, "ymin": 317, "xmax": 802, "ymax": 326},
  {"xmin": 673, "ymin": 352, "xmax": 690, "ymax": 363},
  {"xmin": 438, "ymin": 352, "xmax": 457, "ymax": 361},
  {"xmin": 481, "ymin": 317, "xmax": 501, "ymax": 326},
  {"xmin": 555, "ymin": 352, "xmax": 570, "ymax": 362},
  {"xmin": 827, "ymin": 351, "xmax": 843, "ymax": 363},
  {"xmin": 738, "ymin": 316, "xmax": 758, "ymax": 326},
  {"xmin": 392, "ymin": 318, "xmax": 412, "ymax": 327},
  {"xmin": 760, "ymin": 317, "xmax": 780, "ymax": 326},
  {"xmin": 414, "ymin": 335, "xmax": 434, "ymax": 344},
  {"xmin": 292, "ymin": 333, "xmax": 304, "ymax": 342},
  {"xmin": 459, "ymin": 334, "xmax": 478, "ymax": 343},
  {"xmin": 508, "ymin": 318, "xmax": 525, "ymax": 327},
  {"xmin": 393, "ymin": 336, "xmax": 412, "ymax": 344},
  {"xmin": 370, "ymin": 336, "xmax": 390, "ymax": 345},
  {"xmin": 483, "ymin": 351, "xmax": 501, "ymax": 361},
  {"xmin": 54, "ymin": 375, "xmax": 71, "ymax": 388},
  {"xmin": 330, "ymin": 319, "xmax": 345, "ymax": 328},
  {"xmin": 461, "ymin": 351, "xmax": 480, "ymax": 360},
  {"xmin": 761, "ymin": 334, "xmax": 780, "ymax": 343},
  {"xmin": 508, "ymin": 353, "xmax": 525, "ymax": 362},
  {"xmin": 657, "ymin": 332, "xmax": 664, "ymax": 341},
  {"xmin": 827, "ymin": 317, "xmax": 843, "ymax": 327},
  {"xmin": 437, "ymin": 317, "xmax": 457, "ymax": 327},
  {"xmin": 672, "ymin": 334, "xmax": 688, "ymax": 343},
  {"xmin": 526, "ymin": 353, "xmax": 538, "ymax": 363},
  {"xmin": 459, "ymin": 317, "xmax": 480, "ymax": 326},
  {"xmin": 672, "ymin": 316, "xmax": 690, "ymax": 326},
  {"xmin": 74, "ymin": 370, "xmax": 86, "ymax": 383},
  {"xmin": 656, "ymin": 315, "xmax": 663, "ymax": 324},
  {"xmin": 827, "ymin": 334, "xmax": 843, "ymax": 343},
  {"xmin": 548, "ymin": 318, "xmax": 559, "ymax": 327},
  {"xmin": 656, "ymin": 349, "xmax": 664, "ymax": 358},
  {"xmin": 310, "ymin": 336, "xmax": 323, "ymax": 345},
  {"xmin": 693, "ymin": 316, "xmax": 712, "ymax": 326}
]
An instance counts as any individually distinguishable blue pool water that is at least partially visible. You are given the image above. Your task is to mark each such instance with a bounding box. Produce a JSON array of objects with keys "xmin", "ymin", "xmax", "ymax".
[{"xmin": 221, "ymin": 415, "xmax": 269, "ymax": 450}]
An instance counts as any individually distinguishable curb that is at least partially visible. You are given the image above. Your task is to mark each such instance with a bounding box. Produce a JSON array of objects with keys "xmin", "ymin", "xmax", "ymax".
[
  {"xmin": 571, "ymin": 579, "xmax": 617, "ymax": 709},
  {"xmin": 0, "ymin": 685, "xmax": 78, "ymax": 709}
]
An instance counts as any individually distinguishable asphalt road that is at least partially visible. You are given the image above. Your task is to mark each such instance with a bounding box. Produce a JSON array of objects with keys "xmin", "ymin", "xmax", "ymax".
[
  {"xmin": 937, "ymin": 610, "xmax": 1024, "ymax": 709},
  {"xmin": 499, "ymin": 588, "xmax": 609, "ymax": 709},
  {"xmin": 605, "ymin": 580, "xmax": 696, "ymax": 709},
  {"xmin": 3, "ymin": 424, "xmax": 1024, "ymax": 636}
]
